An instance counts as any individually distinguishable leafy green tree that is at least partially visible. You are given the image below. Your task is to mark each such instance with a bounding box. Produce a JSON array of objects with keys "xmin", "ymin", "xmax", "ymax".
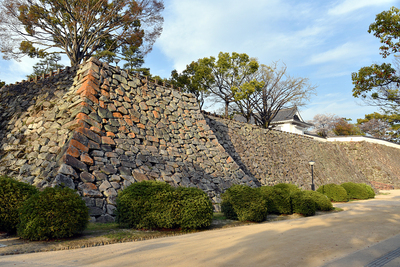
[
  {"xmin": 169, "ymin": 62, "xmax": 210, "ymax": 110},
  {"xmin": 0, "ymin": 0, "xmax": 164, "ymax": 66},
  {"xmin": 121, "ymin": 45, "xmax": 150, "ymax": 76},
  {"xmin": 352, "ymin": 7, "xmax": 400, "ymax": 110},
  {"xmin": 27, "ymin": 54, "xmax": 64, "ymax": 78},
  {"xmin": 0, "ymin": 80, "xmax": 5, "ymax": 88},
  {"xmin": 185, "ymin": 52, "xmax": 263, "ymax": 118}
]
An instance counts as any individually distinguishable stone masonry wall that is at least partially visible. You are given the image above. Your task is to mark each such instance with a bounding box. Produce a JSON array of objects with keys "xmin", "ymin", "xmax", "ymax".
[
  {"xmin": 0, "ymin": 58, "xmax": 258, "ymax": 222},
  {"xmin": 207, "ymin": 115, "xmax": 400, "ymax": 189}
]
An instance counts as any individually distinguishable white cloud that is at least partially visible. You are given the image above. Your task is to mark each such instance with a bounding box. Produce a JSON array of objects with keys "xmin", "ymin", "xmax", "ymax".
[
  {"xmin": 307, "ymin": 42, "xmax": 370, "ymax": 65},
  {"xmin": 328, "ymin": 0, "xmax": 396, "ymax": 16}
]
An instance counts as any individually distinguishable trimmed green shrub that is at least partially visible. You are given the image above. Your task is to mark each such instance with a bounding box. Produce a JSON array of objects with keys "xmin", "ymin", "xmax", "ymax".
[
  {"xmin": 17, "ymin": 186, "xmax": 88, "ymax": 240},
  {"xmin": 221, "ymin": 185, "xmax": 267, "ymax": 222},
  {"xmin": 341, "ymin": 182, "xmax": 369, "ymax": 200},
  {"xmin": 273, "ymin": 183, "xmax": 301, "ymax": 194},
  {"xmin": 291, "ymin": 191, "xmax": 316, "ymax": 216},
  {"xmin": 116, "ymin": 181, "xmax": 178, "ymax": 229},
  {"xmin": 303, "ymin": 190, "xmax": 333, "ymax": 211},
  {"xmin": 317, "ymin": 184, "xmax": 349, "ymax": 202},
  {"xmin": 175, "ymin": 187, "xmax": 213, "ymax": 229},
  {"xmin": 359, "ymin": 183, "xmax": 375, "ymax": 198},
  {"xmin": 269, "ymin": 187, "xmax": 292, "ymax": 214},
  {"xmin": 0, "ymin": 176, "xmax": 38, "ymax": 234},
  {"xmin": 257, "ymin": 186, "xmax": 276, "ymax": 213}
]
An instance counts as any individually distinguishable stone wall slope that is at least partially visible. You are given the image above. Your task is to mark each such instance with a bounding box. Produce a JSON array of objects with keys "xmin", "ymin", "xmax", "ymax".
[{"xmin": 207, "ymin": 115, "xmax": 400, "ymax": 188}]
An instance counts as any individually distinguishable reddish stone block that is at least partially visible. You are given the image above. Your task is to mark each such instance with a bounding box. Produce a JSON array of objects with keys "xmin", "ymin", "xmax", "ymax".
[
  {"xmin": 101, "ymin": 89, "xmax": 110, "ymax": 98},
  {"xmin": 123, "ymin": 96, "xmax": 131, "ymax": 102},
  {"xmin": 90, "ymin": 126, "xmax": 102, "ymax": 134},
  {"xmin": 131, "ymin": 116, "xmax": 140, "ymax": 123},
  {"xmin": 118, "ymin": 106, "xmax": 128, "ymax": 115},
  {"xmin": 113, "ymin": 112, "xmax": 123, "ymax": 118},
  {"xmin": 116, "ymin": 88, "xmax": 124, "ymax": 96},
  {"xmin": 124, "ymin": 117, "xmax": 133, "ymax": 126},
  {"xmin": 106, "ymin": 132, "xmax": 115, "ymax": 137},
  {"xmin": 128, "ymin": 133, "xmax": 136, "ymax": 138},
  {"xmin": 66, "ymin": 146, "xmax": 80, "ymax": 158},
  {"xmin": 81, "ymin": 73, "xmax": 99, "ymax": 86},
  {"xmin": 102, "ymin": 118, "xmax": 108, "ymax": 123},
  {"xmin": 99, "ymin": 100, "xmax": 106, "ymax": 108},
  {"xmin": 226, "ymin": 156, "xmax": 234, "ymax": 164},
  {"xmin": 81, "ymin": 91, "xmax": 99, "ymax": 105},
  {"xmin": 70, "ymin": 139, "xmax": 89, "ymax": 153},
  {"xmin": 76, "ymin": 82, "xmax": 97, "ymax": 95},
  {"xmin": 137, "ymin": 123, "xmax": 145, "ymax": 129},
  {"xmin": 102, "ymin": 136, "xmax": 116, "ymax": 145},
  {"xmin": 80, "ymin": 153, "xmax": 94, "ymax": 165},
  {"xmin": 119, "ymin": 126, "xmax": 128, "ymax": 133},
  {"xmin": 76, "ymin": 113, "xmax": 101, "ymax": 129},
  {"xmin": 153, "ymin": 110, "xmax": 160, "ymax": 119}
]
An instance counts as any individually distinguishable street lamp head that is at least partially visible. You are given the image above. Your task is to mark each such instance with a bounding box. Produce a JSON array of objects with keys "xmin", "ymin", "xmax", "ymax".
[{"xmin": 309, "ymin": 160, "xmax": 315, "ymax": 166}]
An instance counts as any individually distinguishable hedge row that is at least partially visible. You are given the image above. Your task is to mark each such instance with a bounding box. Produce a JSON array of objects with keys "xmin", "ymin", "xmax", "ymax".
[
  {"xmin": 0, "ymin": 175, "xmax": 89, "ymax": 240},
  {"xmin": 221, "ymin": 183, "xmax": 334, "ymax": 222},
  {"xmin": 116, "ymin": 180, "xmax": 213, "ymax": 230},
  {"xmin": 317, "ymin": 182, "xmax": 375, "ymax": 202}
]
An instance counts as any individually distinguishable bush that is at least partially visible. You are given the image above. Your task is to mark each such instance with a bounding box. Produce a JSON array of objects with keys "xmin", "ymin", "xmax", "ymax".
[
  {"xmin": 341, "ymin": 182, "xmax": 369, "ymax": 200},
  {"xmin": 17, "ymin": 186, "xmax": 88, "ymax": 240},
  {"xmin": 303, "ymin": 191, "xmax": 333, "ymax": 211},
  {"xmin": 0, "ymin": 176, "xmax": 38, "ymax": 234},
  {"xmin": 273, "ymin": 183, "xmax": 300, "ymax": 194},
  {"xmin": 359, "ymin": 183, "xmax": 375, "ymax": 198},
  {"xmin": 175, "ymin": 187, "xmax": 213, "ymax": 229},
  {"xmin": 257, "ymin": 186, "xmax": 276, "ymax": 213},
  {"xmin": 221, "ymin": 185, "xmax": 267, "ymax": 222},
  {"xmin": 291, "ymin": 191, "xmax": 316, "ymax": 216},
  {"xmin": 116, "ymin": 181, "xmax": 178, "ymax": 229},
  {"xmin": 317, "ymin": 184, "xmax": 349, "ymax": 202}
]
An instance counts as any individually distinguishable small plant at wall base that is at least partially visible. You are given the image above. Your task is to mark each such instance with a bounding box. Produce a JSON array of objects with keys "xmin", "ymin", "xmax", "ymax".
[{"xmin": 0, "ymin": 175, "xmax": 38, "ymax": 234}]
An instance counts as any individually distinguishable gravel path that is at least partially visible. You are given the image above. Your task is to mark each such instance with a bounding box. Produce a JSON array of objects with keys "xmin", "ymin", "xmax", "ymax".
[{"xmin": 1, "ymin": 190, "xmax": 400, "ymax": 267}]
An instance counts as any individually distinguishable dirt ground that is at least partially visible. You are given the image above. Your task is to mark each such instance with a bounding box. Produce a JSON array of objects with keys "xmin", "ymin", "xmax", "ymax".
[{"xmin": 0, "ymin": 211, "xmax": 314, "ymax": 256}]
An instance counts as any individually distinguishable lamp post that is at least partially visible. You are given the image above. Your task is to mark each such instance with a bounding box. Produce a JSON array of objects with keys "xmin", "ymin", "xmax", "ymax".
[{"xmin": 309, "ymin": 160, "xmax": 315, "ymax": 191}]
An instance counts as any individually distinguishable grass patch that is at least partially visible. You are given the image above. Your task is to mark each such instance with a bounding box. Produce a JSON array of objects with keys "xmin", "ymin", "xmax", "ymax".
[{"xmin": 212, "ymin": 212, "xmax": 226, "ymax": 220}]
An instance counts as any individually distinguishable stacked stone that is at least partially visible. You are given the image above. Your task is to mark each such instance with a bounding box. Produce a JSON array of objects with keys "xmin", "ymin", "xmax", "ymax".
[
  {"xmin": 206, "ymin": 115, "xmax": 375, "ymax": 189},
  {"xmin": 0, "ymin": 67, "xmax": 79, "ymax": 186},
  {"xmin": 49, "ymin": 58, "xmax": 258, "ymax": 222}
]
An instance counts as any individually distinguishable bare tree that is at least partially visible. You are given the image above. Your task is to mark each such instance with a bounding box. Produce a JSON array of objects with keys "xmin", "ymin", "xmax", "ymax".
[
  {"xmin": 235, "ymin": 62, "xmax": 317, "ymax": 128},
  {"xmin": 0, "ymin": 0, "xmax": 164, "ymax": 66},
  {"xmin": 358, "ymin": 118, "xmax": 392, "ymax": 140},
  {"xmin": 308, "ymin": 113, "xmax": 341, "ymax": 137}
]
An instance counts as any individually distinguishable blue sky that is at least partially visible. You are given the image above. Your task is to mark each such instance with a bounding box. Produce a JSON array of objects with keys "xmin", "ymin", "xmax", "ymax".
[{"xmin": 1, "ymin": 0, "xmax": 398, "ymax": 122}]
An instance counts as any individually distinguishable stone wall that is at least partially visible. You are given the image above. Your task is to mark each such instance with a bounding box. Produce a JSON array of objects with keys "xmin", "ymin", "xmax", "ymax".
[
  {"xmin": 0, "ymin": 58, "xmax": 257, "ymax": 222},
  {"xmin": 2, "ymin": 58, "xmax": 400, "ymax": 223},
  {"xmin": 206, "ymin": 115, "xmax": 400, "ymax": 189}
]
